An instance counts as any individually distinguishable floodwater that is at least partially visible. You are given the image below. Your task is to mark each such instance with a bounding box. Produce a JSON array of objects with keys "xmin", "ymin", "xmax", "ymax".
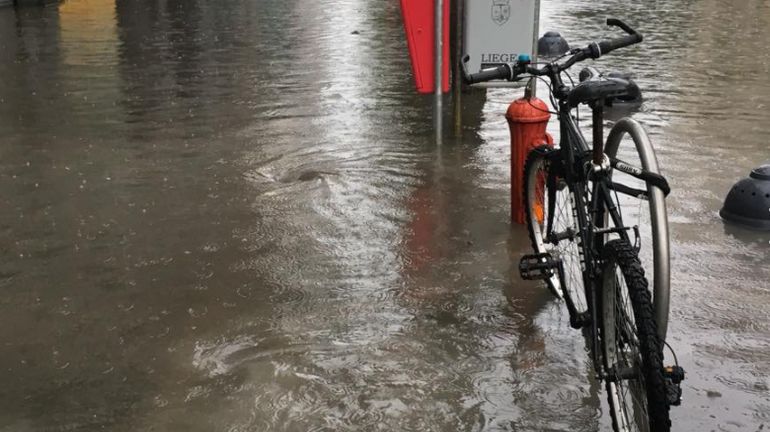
[{"xmin": 0, "ymin": 0, "xmax": 767, "ymax": 430}]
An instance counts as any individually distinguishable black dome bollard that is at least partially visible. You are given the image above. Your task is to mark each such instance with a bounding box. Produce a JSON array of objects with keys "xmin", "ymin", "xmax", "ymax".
[
  {"xmin": 607, "ymin": 71, "xmax": 642, "ymax": 104},
  {"xmin": 578, "ymin": 68, "xmax": 643, "ymax": 106},
  {"xmin": 538, "ymin": 31, "xmax": 570, "ymax": 58},
  {"xmin": 720, "ymin": 165, "xmax": 770, "ymax": 230}
]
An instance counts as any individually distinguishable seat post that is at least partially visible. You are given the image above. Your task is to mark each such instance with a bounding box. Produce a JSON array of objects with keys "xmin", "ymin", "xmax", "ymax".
[{"xmin": 592, "ymin": 103, "xmax": 604, "ymax": 166}]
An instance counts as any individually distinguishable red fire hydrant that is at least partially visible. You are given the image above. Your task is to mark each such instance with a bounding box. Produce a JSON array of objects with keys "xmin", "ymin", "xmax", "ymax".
[{"xmin": 506, "ymin": 94, "xmax": 553, "ymax": 224}]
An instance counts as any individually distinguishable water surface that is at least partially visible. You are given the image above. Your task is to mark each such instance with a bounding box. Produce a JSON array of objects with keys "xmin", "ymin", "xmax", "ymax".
[{"xmin": 0, "ymin": 0, "xmax": 767, "ymax": 430}]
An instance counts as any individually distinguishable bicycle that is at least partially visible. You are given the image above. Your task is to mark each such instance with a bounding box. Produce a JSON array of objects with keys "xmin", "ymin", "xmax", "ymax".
[{"xmin": 461, "ymin": 19, "xmax": 685, "ymax": 432}]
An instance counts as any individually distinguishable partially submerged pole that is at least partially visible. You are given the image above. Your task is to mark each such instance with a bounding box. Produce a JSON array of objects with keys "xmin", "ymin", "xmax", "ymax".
[
  {"xmin": 434, "ymin": 0, "xmax": 443, "ymax": 141},
  {"xmin": 531, "ymin": 0, "xmax": 541, "ymax": 97},
  {"xmin": 452, "ymin": 0, "xmax": 463, "ymax": 136}
]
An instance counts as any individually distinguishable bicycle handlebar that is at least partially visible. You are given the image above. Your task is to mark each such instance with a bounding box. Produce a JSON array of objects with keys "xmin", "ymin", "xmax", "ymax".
[
  {"xmin": 460, "ymin": 55, "xmax": 515, "ymax": 84},
  {"xmin": 460, "ymin": 18, "xmax": 642, "ymax": 85},
  {"xmin": 606, "ymin": 18, "xmax": 639, "ymax": 39},
  {"xmin": 597, "ymin": 18, "xmax": 643, "ymax": 57}
]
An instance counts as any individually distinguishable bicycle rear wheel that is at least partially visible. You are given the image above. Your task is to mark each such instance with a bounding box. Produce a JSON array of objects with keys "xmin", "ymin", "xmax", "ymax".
[
  {"xmin": 600, "ymin": 239, "xmax": 670, "ymax": 432},
  {"xmin": 523, "ymin": 145, "xmax": 587, "ymax": 311}
]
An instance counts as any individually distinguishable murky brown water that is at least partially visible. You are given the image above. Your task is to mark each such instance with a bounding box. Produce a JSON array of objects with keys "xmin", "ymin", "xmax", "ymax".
[{"xmin": 0, "ymin": 0, "xmax": 768, "ymax": 430}]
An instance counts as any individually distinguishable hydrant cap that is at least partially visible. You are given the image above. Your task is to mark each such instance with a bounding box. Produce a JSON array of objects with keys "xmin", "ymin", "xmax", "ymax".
[{"xmin": 506, "ymin": 97, "xmax": 552, "ymax": 123}]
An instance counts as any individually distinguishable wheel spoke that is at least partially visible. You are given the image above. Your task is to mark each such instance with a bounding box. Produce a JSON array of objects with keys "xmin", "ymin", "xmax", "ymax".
[
  {"xmin": 526, "ymin": 151, "xmax": 588, "ymax": 311},
  {"xmin": 525, "ymin": 149, "xmax": 588, "ymax": 310}
]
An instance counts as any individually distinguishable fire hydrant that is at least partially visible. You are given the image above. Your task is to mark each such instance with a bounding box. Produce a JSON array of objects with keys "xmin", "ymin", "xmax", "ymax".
[{"xmin": 506, "ymin": 91, "xmax": 553, "ymax": 224}]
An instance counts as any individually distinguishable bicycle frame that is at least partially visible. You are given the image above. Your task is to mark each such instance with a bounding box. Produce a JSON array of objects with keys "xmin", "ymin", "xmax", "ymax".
[{"xmin": 547, "ymin": 99, "xmax": 634, "ymax": 380}]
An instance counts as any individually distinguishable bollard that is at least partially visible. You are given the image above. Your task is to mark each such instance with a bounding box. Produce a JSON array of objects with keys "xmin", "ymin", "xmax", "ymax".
[
  {"xmin": 606, "ymin": 72, "xmax": 642, "ymax": 104},
  {"xmin": 537, "ymin": 31, "xmax": 570, "ymax": 58},
  {"xmin": 579, "ymin": 67, "xmax": 643, "ymax": 106},
  {"xmin": 507, "ymin": 92, "xmax": 553, "ymax": 224},
  {"xmin": 720, "ymin": 164, "xmax": 770, "ymax": 230}
]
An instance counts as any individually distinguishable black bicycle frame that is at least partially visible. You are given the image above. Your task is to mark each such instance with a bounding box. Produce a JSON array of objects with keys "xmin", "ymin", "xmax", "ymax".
[{"xmin": 550, "ymin": 98, "xmax": 632, "ymax": 380}]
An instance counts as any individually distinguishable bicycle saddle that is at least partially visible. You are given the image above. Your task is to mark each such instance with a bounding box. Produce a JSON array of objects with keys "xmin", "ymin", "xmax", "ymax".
[{"xmin": 567, "ymin": 67, "xmax": 636, "ymax": 108}]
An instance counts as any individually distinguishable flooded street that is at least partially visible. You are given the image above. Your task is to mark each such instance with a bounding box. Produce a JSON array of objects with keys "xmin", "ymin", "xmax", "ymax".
[{"xmin": 0, "ymin": 0, "xmax": 768, "ymax": 430}]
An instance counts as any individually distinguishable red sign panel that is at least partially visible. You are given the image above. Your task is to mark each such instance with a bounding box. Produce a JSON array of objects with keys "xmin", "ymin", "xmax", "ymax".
[{"xmin": 400, "ymin": 0, "xmax": 451, "ymax": 94}]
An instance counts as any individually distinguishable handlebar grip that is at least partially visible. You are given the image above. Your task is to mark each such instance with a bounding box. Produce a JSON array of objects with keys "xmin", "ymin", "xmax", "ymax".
[
  {"xmin": 597, "ymin": 33, "xmax": 642, "ymax": 57},
  {"xmin": 464, "ymin": 64, "xmax": 513, "ymax": 84},
  {"xmin": 595, "ymin": 18, "xmax": 643, "ymax": 57}
]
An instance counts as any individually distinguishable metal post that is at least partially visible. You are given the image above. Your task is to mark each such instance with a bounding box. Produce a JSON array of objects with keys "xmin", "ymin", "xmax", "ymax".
[
  {"xmin": 434, "ymin": 0, "xmax": 443, "ymax": 141},
  {"xmin": 531, "ymin": 0, "xmax": 541, "ymax": 98},
  {"xmin": 452, "ymin": 0, "xmax": 463, "ymax": 137}
]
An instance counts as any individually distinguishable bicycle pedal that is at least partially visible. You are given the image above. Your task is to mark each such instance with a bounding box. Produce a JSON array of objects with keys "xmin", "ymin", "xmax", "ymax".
[
  {"xmin": 519, "ymin": 253, "xmax": 561, "ymax": 280},
  {"xmin": 663, "ymin": 365, "xmax": 685, "ymax": 406}
]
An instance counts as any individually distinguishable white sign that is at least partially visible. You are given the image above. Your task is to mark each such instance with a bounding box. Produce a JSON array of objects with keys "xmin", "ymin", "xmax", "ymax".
[{"xmin": 464, "ymin": 0, "xmax": 539, "ymax": 76}]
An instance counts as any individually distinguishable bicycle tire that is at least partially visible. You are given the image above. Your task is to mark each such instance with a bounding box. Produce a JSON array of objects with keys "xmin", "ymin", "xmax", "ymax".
[
  {"xmin": 523, "ymin": 145, "xmax": 587, "ymax": 311},
  {"xmin": 600, "ymin": 239, "xmax": 670, "ymax": 432}
]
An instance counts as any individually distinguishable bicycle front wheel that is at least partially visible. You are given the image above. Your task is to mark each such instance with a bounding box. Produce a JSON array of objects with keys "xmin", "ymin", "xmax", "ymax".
[
  {"xmin": 523, "ymin": 145, "xmax": 587, "ymax": 311},
  {"xmin": 600, "ymin": 239, "xmax": 670, "ymax": 432}
]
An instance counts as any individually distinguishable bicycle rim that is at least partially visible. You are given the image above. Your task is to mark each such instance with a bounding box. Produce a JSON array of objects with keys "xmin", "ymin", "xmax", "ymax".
[{"xmin": 524, "ymin": 146, "xmax": 586, "ymax": 311}]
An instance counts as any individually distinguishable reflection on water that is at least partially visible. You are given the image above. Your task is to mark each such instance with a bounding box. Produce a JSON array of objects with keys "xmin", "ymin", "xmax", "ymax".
[{"xmin": 0, "ymin": 0, "xmax": 768, "ymax": 430}]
